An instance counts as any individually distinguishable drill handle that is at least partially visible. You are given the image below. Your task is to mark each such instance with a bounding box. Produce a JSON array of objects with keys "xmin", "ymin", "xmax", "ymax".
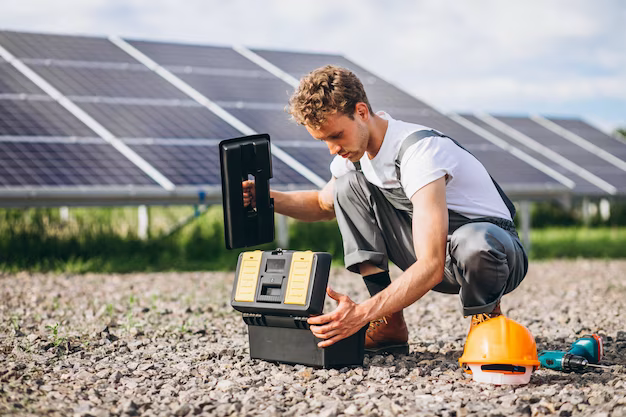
[{"xmin": 538, "ymin": 350, "xmax": 565, "ymax": 370}]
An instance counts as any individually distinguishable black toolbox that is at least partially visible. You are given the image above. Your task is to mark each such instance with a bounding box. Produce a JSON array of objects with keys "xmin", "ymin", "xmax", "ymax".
[{"xmin": 220, "ymin": 134, "xmax": 366, "ymax": 368}]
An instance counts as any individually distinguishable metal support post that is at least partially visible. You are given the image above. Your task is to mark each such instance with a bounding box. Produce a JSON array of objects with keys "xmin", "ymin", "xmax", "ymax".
[
  {"xmin": 138, "ymin": 205, "xmax": 149, "ymax": 240},
  {"xmin": 520, "ymin": 201, "xmax": 531, "ymax": 252},
  {"xmin": 276, "ymin": 213, "xmax": 289, "ymax": 248},
  {"xmin": 60, "ymin": 206, "xmax": 69, "ymax": 222}
]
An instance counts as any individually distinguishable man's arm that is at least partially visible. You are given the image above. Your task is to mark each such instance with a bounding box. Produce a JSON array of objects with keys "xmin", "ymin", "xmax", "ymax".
[
  {"xmin": 308, "ymin": 176, "xmax": 449, "ymax": 347},
  {"xmin": 243, "ymin": 178, "xmax": 336, "ymax": 222}
]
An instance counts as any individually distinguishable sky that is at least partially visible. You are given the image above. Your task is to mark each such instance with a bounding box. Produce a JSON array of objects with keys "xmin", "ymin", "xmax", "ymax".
[{"xmin": 1, "ymin": 0, "xmax": 625, "ymax": 133}]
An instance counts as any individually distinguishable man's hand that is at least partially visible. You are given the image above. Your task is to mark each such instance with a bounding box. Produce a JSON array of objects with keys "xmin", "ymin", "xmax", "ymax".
[
  {"xmin": 242, "ymin": 180, "xmax": 256, "ymax": 208},
  {"xmin": 308, "ymin": 287, "xmax": 368, "ymax": 348}
]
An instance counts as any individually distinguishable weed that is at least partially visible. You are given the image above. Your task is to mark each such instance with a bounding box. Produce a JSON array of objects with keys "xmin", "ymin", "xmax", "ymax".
[
  {"xmin": 11, "ymin": 315, "xmax": 20, "ymax": 331},
  {"xmin": 45, "ymin": 322, "xmax": 67, "ymax": 351}
]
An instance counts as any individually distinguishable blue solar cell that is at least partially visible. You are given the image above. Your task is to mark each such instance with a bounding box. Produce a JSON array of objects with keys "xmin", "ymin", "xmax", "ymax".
[
  {"xmin": 549, "ymin": 118, "xmax": 626, "ymax": 161},
  {"xmin": 252, "ymin": 49, "xmax": 377, "ymax": 80},
  {"xmin": 496, "ymin": 116, "xmax": 626, "ymax": 193},
  {"xmin": 77, "ymin": 102, "xmax": 241, "ymax": 139},
  {"xmin": 225, "ymin": 108, "xmax": 311, "ymax": 142},
  {"xmin": 458, "ymin": 114, "xmax": 602, "ymax": 195},
  {"xmin": 278, "ymin": 144, "xmax": 333, "ymax": 182},
  {"xmin": 33, "ymin": 65, "xmax": 188, "ymax": 99},
  {"xmin": 0, "ymin": 31, "xmax": 134, "ymax": 63},
  {"xmin": 389, "ymin": 110, "xmax": 489, "ymax": 145},
  {"xmin": 0, "ymin": 141, "xmax": 155, "ymax": 186},
  {"xmin": 0, "ymin": 98, "xmax": 96, "ymax": 137},
  {"xmin": 0, "ymin": 61, "xmax": 44, "ymax": 94},
  {"xmin": 178, "ymin": 72, "xmax": 293, "ymax": 103},
  {"xmin": 252, "ymin": 49, "xmax": 431, "ymax": 110},
  {"xmin": 128, "ymin": 142, "xmax": 313, "ymax": 186},
  {"xmin": 129, "ymin": 40, "xmax": 259, "ymax": 70}
]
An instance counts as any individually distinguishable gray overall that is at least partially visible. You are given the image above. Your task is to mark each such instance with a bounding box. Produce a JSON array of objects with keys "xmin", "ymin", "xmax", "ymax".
[{"xmin": 333, "ymin": 130, "xmax": 528, "ymax": 316}]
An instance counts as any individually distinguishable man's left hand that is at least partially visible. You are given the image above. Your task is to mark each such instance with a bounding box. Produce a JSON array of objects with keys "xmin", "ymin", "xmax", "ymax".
[{"xmin": 308, "ymin": 287, "xmax": 368, "ymax": 348}]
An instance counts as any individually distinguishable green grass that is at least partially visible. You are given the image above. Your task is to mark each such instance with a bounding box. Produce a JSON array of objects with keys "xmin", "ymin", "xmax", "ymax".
[
  {"xmin": 0, "ymin": 206, "xmax": 624, "ymax": 273},
  {"xmin": 529, "ymin": 227, "xmax": 626, "ymax": 259}
]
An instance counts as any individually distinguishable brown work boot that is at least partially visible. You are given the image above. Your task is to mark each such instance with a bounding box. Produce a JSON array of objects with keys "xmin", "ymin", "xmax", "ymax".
[
  {"xmin": 365, "ymin": 311, "xmax": 409, "ymax": 355},
  {"xmin": 468, "ymin": 302, "xmax": 503, "ymax": 335}
]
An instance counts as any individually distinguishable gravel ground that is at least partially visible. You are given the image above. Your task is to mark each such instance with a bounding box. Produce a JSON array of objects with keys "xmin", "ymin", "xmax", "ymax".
[{"xmin": 1, "ymin": 260, "xmax": 625, "ymax": 417}]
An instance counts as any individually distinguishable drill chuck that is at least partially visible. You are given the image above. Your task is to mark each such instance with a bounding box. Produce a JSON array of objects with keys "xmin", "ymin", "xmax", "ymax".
[{"xmin": 539, "ymin": 351, "xmax": 590, "ymax": 372}]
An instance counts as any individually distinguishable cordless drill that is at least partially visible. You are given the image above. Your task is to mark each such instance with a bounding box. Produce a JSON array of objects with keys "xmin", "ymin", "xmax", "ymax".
[{"xmin": 538, "ymin": 334, "xmax": 607, "ymax": 372}]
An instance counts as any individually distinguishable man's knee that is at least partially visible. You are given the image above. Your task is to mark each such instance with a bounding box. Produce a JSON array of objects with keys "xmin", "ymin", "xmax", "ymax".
[
  {"xmin": 450, "ymin": 223, "xmax": 510, "ymax": 274},
  {"xmin": 334, "ymin": 170, "xmax": 368, "ymax": 206}
]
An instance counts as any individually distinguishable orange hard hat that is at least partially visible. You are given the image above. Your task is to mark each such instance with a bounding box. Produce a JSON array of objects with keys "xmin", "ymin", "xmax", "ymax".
[{"xmin": 459, "ymin": 316, "xmax": 540, "ymax": 370}]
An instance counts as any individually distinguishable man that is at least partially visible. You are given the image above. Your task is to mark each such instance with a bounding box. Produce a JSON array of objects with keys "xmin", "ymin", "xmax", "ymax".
[{"xmin": 243, "ymin": 65, "xmax": 528, "ymax": 354}]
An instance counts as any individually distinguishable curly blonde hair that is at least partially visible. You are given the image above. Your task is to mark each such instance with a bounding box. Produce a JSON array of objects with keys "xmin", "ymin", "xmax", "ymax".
[{"xmin": 287, "ymin": 65, "xmax": 373, "ymax": 130}]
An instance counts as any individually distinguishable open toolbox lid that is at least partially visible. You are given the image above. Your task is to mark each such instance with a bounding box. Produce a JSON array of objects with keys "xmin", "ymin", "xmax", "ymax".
[{"xmin": 219, "ymin": 134, "xmax": 274, "ymax": 249}]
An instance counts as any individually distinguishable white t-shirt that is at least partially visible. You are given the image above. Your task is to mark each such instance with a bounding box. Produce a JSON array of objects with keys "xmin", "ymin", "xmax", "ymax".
[{"xmin": 330, "ymin": 112, "xmax": 512, "ymax": 221}]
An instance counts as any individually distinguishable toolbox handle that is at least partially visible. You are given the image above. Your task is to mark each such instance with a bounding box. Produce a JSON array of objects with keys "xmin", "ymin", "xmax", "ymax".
[{"xmin": 220, "ymin": 134, "xmax": 275, "ymax": 249}]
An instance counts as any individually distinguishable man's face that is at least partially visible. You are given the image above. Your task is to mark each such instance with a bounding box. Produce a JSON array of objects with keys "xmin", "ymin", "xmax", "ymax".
[{"xmin": 306, "ymin": 112, "xmax": 369, "ymax": 163}]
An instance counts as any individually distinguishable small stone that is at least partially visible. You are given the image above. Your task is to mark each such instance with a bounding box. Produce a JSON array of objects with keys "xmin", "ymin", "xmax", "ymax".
[
  {"xmin": 110, "ymin": 371, "xmax": 123, "ymax": 383},
  {"xmin": 569, "ymin": 395, "xmax": 585, "ymax": 405},
  {"xmin": 318, "ymin": 404, "xmax": 338, "ymax": 417},
  {"xmin": 173, "ymin": 404, "xmax": 191, "ymax": 416},
  {"xmin": 76, "ymin": 370, "xmax": 95, "ymax": 381},
  {"xmin": 138, "ymin": 363, "xmax": 153, "ymax": 372},
  {"xmin": 367, "ymin": 366, "xmax": 390, "ymax": 381},
  {"xmin": 216, "ymin": 380, "xmax": 235, "ymax": 391},
  {"xmin": 96, "ymin": 369, "xmax": 109, "ymax": 379},
  {"xmin": 344, "ymin": 404, "xmax": 359, "ymax": 415}
]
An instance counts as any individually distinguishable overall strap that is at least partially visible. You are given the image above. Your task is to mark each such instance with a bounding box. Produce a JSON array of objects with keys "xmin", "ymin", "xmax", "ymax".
[{"xmin": 396, "ymin": 130, "xmax": 517, "ymax": 219}]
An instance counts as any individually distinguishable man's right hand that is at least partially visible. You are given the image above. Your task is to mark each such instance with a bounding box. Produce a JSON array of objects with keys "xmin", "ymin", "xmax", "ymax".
[{"xmin": 242, "ymin": 180, "xmax": 256, "ymax": 208}]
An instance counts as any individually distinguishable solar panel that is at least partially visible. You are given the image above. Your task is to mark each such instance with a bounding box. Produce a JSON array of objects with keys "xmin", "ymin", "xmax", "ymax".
[
  {"xmin": 495, "ymin": 116, "xmax": 626, "ymax": 193},
  {"xmin": 0, "ymin": 98, "xmax": 96, "ymax": 136},
  {"xmin": 2, "ymin": 30, "xmax": 620, "ymax": 205},
  {"xmin": 32, "ymin": 65, "xmax": 189, "ymax": 99},
  {"xmin": 77, "ymin": 102, "xmax": 241, "ymax": 139},
  {"xmin": 252, "ymin": 49, "xmax": 378, "ymax": 80},
  {"xmin": 178, "ymin": 72, "xmax": 292, "ymax": 104},
  {"xmin": 0, "ymin": 30, "xmax": 134, "ymax": 63},
  {"xmin": 225, "ymin": 108, "xmax": 311, "ymax": 142},
  {"xmin": 277, "ymin": 144, "xmax": 334, "ymax": 182},
  {"xmin": 129, "ymin": 40, "xmax": 259, "ymax": 70},
  {"xmin": 252, "ymin": 48, "xmax": 432, "ymax": 110},
  {"xmin": 548, "ymin": 118, "xmax": 626, "ymax": 160},
  {"xmin": 0, "ymin": 61, "xmax": 44, "ymax": 94},
  {"xmin": 458, "ymin": 114, "xmax": 604, "ymax": 195},
  {"xmin": 390, "ymin": 109, "xmax": 500, "ymax": 145},
  {"xmin": 0, "ymin": 140, "xmax": 155, "ymax": 186},
  {"xmin": 128, "ymin": 142, "xmax": 314, "ymax": 187}
]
